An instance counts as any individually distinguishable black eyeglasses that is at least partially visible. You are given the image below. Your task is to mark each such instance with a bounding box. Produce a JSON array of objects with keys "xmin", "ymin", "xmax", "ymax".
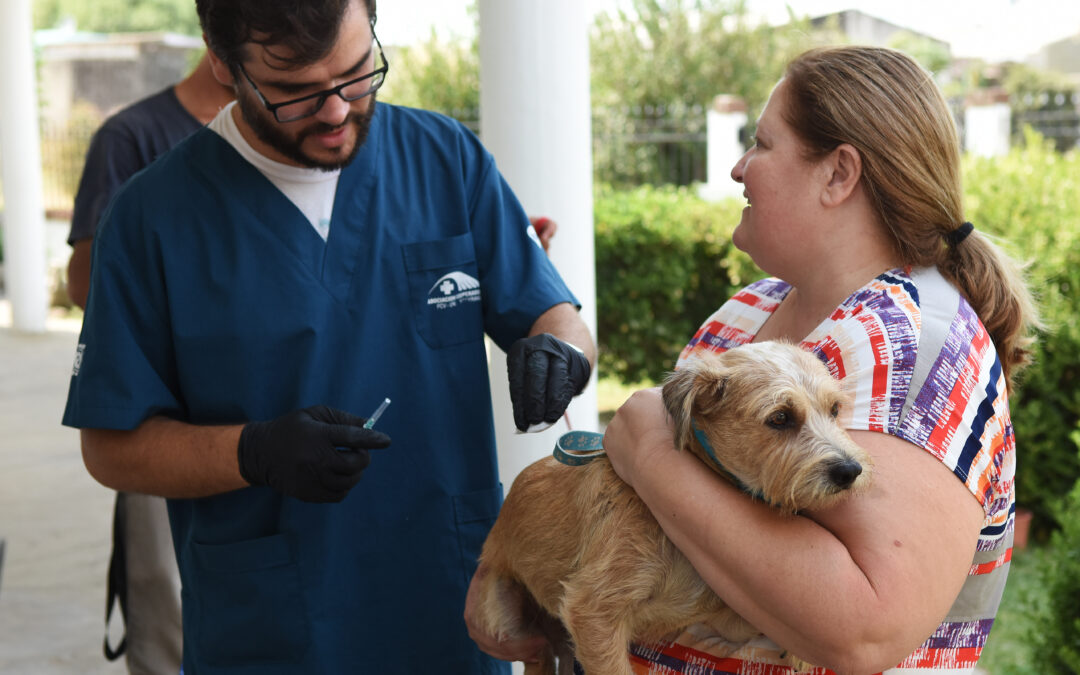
[{"xmin": 238, "ymin": 34, "xmax": 388, "ymax": 123}]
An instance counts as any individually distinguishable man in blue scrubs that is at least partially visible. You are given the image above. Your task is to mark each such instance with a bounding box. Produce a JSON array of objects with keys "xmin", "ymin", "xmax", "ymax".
[{"xmin": 63, "ymin": 0, "xmax": 595, "ymax": 672}]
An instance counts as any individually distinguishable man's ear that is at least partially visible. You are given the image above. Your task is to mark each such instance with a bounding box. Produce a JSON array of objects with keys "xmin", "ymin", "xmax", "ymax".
[
  {"xmin": 203, "ymin": 39, "xmax": 236, "ymax": 88},
  {"xmin": 821, "ymin": 143, "xmax": 862, "ymax": 208}
]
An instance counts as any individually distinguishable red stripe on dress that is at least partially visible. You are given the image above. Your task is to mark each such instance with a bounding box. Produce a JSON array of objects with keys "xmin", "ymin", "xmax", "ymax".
[
  {"xmin": 897, "ymin": 645, "xmax": 982, "ymax": 668},
  {"xmin": 732, "ymin": 289, "xmax": 781, "ymax": 313},
  {"xmin": 855, "ymin": 310, "xmax": 890, "ymax": 432},
  {"xmin": 970, "ymin": 547, "xmax": 1012, "ymax": 576},
  {"xmin": 927, "ymin": 328, "xmax": 990, "ymax": 456},
  {"xmin": 815, "ymin": 337, "xmax": 847, "ymax": 381}
]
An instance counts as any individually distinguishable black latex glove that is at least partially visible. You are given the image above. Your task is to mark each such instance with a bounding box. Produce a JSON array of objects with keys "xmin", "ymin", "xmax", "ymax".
[
  {"xmin": 238, "ymin": 405, "xmax": 391, "ymax": 503},
  {"xmin": 507, "ymin": 333, "xmax": 591, "ymax": 432}
]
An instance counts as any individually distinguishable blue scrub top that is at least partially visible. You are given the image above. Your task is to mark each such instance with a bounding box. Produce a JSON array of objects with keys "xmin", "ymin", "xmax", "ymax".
[{"xmin": 64, "ymin": 103, "xmax": 578, "ymax": 674}]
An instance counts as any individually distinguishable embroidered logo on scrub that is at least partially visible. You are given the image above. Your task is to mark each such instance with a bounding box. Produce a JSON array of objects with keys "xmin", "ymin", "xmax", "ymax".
[
  {"xmin": 73, "ymin": 343, "xmax": 86, "ymax": 376},
  {"xmin": 427, "ymin": 271, "xmax": 481, "ymax": 310}
]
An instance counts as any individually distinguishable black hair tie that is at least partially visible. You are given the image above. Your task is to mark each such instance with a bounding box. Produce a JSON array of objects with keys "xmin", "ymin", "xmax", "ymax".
[{"xmin": 946, "ymin": 221, "xmax": 974, "ymax": 247}]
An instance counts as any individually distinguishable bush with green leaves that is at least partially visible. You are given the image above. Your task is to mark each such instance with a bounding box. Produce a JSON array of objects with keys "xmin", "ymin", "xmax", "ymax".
[
  {"xmin": 594, "ymin": 184, "xmax": 760, "ymax": 384},
  {"xmin": 963, "ymin": 129, "xmax": 1080, "ymax": 540},
  {"xmin": 1024, "ymin": 452, "xmax": 1080, "ymax": 672}
]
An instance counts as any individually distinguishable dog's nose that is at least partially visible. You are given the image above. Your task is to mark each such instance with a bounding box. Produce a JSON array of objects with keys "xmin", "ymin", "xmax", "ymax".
[{"xmin": 827, "ymin": 459, "xmax": 863, "ymax": 489}]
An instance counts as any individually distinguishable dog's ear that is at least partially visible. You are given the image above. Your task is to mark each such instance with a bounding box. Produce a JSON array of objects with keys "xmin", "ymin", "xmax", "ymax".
[{"xmin": 662, "ymin": 358, "xmax": 727, "ymax": 453}]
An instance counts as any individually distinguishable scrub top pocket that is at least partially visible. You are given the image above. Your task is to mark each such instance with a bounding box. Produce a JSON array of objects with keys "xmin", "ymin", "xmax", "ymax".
[
  {"xmin": 190, "ymin": 534, "xmax": 310, "ymax": 666},
  {"xmin": 403, "ymin": 234, "xmax": 485, "ymax": 349}
]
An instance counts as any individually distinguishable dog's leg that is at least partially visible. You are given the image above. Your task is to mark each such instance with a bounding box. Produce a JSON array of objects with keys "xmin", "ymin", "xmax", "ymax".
[
  {"xmin": 473, "ymin": 568, "xmax": 563, "ymax": 675},
  {"xmin": 560, "ymin": 584, "xmax": 636, "ymax": 675},
  {"xmin": 555, "ymin": 651, "xmax": 577, "ymax": 675},
  {"xmin": 523, "ymin": 648, "xmax": 558, "ymax": 675}
]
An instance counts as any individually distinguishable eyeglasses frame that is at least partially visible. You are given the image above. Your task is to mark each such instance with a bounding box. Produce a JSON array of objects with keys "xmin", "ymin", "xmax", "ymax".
[{"xmin": 237, "ymin": 32, "xmax": 388, "ymax": 123}]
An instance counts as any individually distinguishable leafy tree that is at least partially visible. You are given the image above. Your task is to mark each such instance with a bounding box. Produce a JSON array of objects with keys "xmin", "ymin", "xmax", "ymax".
[
  {"xmin": 34, "ymin": 0, "xmax": 201, "ymax": 35},
  {"xmin": 887, "ymin": 31, "xmax": 952, "ymax": 75},
  {"xmin": 589, "ymin": 0, "xmax": 814, "ymax": 185},
  {"xmin": 379, "ymin": 30, "xmax": 480, "ymax": 120},
  {"xmin": 590, "ymin": 0, "xmax": 810, "ymax": 112}
]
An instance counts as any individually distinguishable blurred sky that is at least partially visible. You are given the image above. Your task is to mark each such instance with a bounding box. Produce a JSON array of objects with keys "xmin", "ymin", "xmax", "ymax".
[{"xmin": 374, "ymin": 0, "xmax": 1080, "ymax": 64}]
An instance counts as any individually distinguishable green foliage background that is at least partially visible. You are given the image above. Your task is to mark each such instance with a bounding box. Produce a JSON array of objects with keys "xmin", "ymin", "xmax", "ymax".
[
  {"xmin": 593, "ymin": 185, "xmax": 758, "ymax": 382},
  {"xmin": 379, "ymin": 31, "xmax": 479, "ymax": 116},
  {"xmin": 34, "ymin": 0, "xmax": 201, "ymax": 34},
  {"xmin": 589, "ymin": 0, "xmax": 810, "ymax": 112},
  {"xmin": 1029, "ymin": 474, "xmax": 1080, "ymax": 672}
]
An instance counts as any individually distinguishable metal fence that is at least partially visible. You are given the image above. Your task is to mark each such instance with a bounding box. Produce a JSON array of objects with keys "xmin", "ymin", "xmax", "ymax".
[
  {"xmin": 31, "ymin": 97, "xmax": 1080, "ymax": 216},
  {"xmin": 39, "ymin": 117, "xmax": 101, "ymax": 215},
  {"xmin": 592, "ymin": 104, "xmax": 708, "ymax": 187},
  {"xmin": 1016, "ymin": 107, "xmax": 1080, "ymax": 151}
]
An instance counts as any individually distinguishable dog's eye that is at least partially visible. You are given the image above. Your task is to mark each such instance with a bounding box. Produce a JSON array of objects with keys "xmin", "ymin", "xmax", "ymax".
[
  {"xmin": 766, "ymin": 411, "xmax": 793, "ymax": 429},
  {"xmin": 830, "ymin": 402, "xmax": 840, "ymax": 418}
]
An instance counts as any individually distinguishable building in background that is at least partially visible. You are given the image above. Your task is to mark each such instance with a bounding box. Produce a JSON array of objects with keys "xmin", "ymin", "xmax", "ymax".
[
  {"xmin": 35, "ymin": 23, "xmax": 202, "ymax": 126},
  {"xmin": 1030, "ymin": 32, "xmax": 1080, "ymax": 83},
  {"xmin": 810, "ymin": 9, "xmax": 950, "ymax": 55}
]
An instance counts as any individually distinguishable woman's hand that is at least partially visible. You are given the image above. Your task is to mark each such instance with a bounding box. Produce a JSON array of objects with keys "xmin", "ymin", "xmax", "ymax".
[
  {"xmin": 464, "ymin": 562, "xmax": 549, "ymax": 663},
  {"xmin": 602, "ymin": 387, "xmax": 676, "ymax": 490}
]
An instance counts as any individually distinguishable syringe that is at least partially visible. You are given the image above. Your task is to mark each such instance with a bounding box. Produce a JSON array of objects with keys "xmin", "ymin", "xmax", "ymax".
[{"xmin": 363, "ymin": 398, "xmax": 391, "ymax": 429}]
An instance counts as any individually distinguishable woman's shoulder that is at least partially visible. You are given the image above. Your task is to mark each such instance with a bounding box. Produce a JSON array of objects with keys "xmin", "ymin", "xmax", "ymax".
[
  {"xmin": 677, "ymin": 278, "xmax": 790, "ymax": 365},
  {"xmin": 816, "ymin": 267, "xmax": 992, "ymax": 373}
]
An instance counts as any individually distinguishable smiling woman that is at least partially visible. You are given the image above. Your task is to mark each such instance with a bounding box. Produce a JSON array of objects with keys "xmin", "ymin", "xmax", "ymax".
[{"xmin": 596, "ymin": 45, "xmax": 1040, "ymax": 675}]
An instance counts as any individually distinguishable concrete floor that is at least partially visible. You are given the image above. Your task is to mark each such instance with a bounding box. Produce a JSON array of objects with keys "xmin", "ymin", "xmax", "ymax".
[{"xmin": 0, "ymin": 303, "xmax": 125, "ymax": 675}]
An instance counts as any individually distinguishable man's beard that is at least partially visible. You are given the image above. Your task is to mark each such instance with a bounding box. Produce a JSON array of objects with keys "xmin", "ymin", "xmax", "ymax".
[{"xmin": 239, "ymin": 94, "xmax": 377, "ymax": 171}]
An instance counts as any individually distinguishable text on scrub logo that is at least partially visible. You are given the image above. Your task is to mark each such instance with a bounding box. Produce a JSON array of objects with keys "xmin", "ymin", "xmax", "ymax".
[
  {"xmin": 427, "ymin": 271, "xmax": 481, "ymax": 309},
  {"xmin": 72, "ymin": 343, "xmax": 86, "ymax": 376}
]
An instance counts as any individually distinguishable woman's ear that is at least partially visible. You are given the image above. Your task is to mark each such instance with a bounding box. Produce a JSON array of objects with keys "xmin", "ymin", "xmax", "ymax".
[{"xmin": 820, "ymin": 143, "xmax": 862, "ymax": 208}]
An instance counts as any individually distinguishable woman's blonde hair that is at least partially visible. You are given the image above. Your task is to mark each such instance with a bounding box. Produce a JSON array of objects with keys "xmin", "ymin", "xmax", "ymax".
[{"xmin": 782, "ymin": 45, "xmax": 1039, "ymax": 391}]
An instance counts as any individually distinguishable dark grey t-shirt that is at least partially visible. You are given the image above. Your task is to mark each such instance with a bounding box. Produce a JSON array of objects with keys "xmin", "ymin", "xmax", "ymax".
[{"xmin": 68, "ymin": 87, "xmax": 201, "ymax": 244}]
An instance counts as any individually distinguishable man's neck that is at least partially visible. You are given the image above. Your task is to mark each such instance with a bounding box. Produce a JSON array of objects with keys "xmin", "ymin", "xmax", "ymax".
[{"xmin": 175, "ymin": 56, "xmax": 235, "ymax": 125}]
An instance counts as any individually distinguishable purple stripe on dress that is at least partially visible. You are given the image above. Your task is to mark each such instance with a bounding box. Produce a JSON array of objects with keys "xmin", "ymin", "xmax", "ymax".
[
  {"xmin": 751, "ymin": 277, "xmax": 792, "ymax": 300},
  {"xmin": 846, "ymin": 279, "xmax": 920, "ymax": 426},
  {"xmin": 923, "ymin": 619, "xmax": 995, "ymax": 649},
  {"xmin": 902, "ymin": 302, "xmax": 980, "ymax": 447},
  {"xmin": 700, "ymin": 329, "xmax": 749, "ymax": 352}
]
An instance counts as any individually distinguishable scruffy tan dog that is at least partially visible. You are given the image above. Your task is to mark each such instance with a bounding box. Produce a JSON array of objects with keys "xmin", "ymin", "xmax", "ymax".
[{"xmin": 472, "ymin": 341, "xmax": 873, "ymax": 675}]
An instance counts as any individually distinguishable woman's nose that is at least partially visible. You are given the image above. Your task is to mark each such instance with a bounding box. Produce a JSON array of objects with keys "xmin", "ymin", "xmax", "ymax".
[{"xmin": 730, "ymin": 151, "xmax": 749, "ymax": 183}]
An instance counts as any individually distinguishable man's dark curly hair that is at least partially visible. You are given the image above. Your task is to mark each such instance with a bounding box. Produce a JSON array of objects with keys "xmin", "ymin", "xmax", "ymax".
[{"xmin": 196, "ymin": 0, "xmax": 377, "ymax": 71}]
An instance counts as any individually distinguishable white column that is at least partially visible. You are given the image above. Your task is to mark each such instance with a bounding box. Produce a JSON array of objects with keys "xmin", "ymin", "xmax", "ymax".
[
  {"xmin": 699, "ymin": 94, "xmax": 747, "ymax": 201},
  {"xmin": 964, "ymin": 88, "xmax": 1011, "ymax": 157},
  {"xmin": 478, "ymin": 0, "xmax": 598, "ymax": 496},
  {"xmin": 0, "ymin": 0, "xmax": 49, "ymax": 333}
]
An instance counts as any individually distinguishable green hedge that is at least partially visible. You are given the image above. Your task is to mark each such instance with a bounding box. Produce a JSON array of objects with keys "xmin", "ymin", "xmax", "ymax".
[
  {"xmin": 1025, "ymin": 462, "xmax": 1080, "ymax": 672},
  {"xmin": 594, "ymin": 184, "xmax": 760, "ymax": 384},
  {"xmin": 594, "ymin": 133, "xmax": 1080, "ymax": 539}
]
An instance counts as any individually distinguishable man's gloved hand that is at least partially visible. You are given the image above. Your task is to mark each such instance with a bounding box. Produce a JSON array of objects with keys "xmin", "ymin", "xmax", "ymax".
[
  {"xmin": 237, "ymin": 405, "xmax": 391, "ymax": 503},
  {"xmin": 507, "ymin": 333, "xmax": 591, "ymax": 432}
]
